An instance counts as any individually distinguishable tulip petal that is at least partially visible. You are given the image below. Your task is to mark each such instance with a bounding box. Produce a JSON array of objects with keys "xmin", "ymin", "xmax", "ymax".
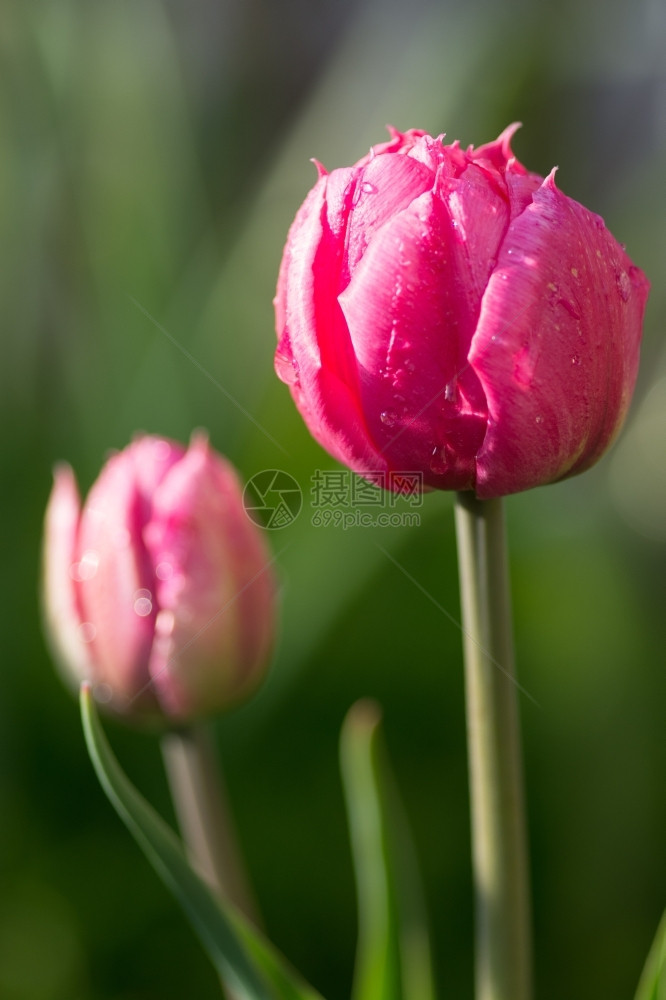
[
  {"xmin": 75, "ymin": 445, "xmax": 165, "ymax": 711},
  {"xmin": 275, "ymin": 171, "xmax": 386, "ymax": 471},
  {"xmin": 145, "ymin": 436, "xmax": 275, "ymax": 721},
  {"xmin": 341, "ymin": 149, "xmax": 435, "ymax": 277},
  {"xmin": 42, "ymin": 465, "xmax": 94, "ymax": 686},
  {"xmin": 471, "ymin": 173, "xmax": 649, "ymax": 498},
  {"xmin": 339, "ymin": 187, "xmax": 490, "ymax": 488}
]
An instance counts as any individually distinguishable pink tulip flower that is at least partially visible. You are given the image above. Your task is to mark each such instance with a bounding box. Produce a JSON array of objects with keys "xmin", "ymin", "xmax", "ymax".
[
  {"xmin": 275, "ymin": 125, "xmax": 649, "ymax": 497},
  {"xmin": 43, "ymin": 434, "xmax": 275, "ymax": 723}
]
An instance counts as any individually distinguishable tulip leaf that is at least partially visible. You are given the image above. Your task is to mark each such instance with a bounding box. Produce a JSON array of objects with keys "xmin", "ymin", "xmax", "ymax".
[
  {"xmin": 340, "ymin": 701, "xmax": 436, "ymax": 1000},
  {"xmin": 80, "ymin": 683, "xmax": 324, "ymax": 1000},
  {"xmin": 635, "ymin": 911, "xmax": 666, "ymax": 1000}
]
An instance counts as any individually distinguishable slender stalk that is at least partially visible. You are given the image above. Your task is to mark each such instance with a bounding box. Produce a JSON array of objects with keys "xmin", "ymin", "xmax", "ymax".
[
  {"xmin": 454, "ymin": 493, "xmax": 532, "ymax": 1000},
  {"xmin": 161, "ymin": 724, "xmax": 259, "ymax": 924}
]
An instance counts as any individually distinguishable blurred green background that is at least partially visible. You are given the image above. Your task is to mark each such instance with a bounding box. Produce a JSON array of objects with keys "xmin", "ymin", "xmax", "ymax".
[{"xmin": 1, "ymin": 0, "xmax": 665, "ymax": 997}]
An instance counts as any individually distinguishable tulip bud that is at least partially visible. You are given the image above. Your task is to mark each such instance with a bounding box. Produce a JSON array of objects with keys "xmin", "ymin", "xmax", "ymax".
[
  {"xmin": 275, "ymin": 125, "xmax": 649, "ymax": 498},
  {"xmin": 42, "ymin": 434, "xmax": 276, "ymax": 723}
]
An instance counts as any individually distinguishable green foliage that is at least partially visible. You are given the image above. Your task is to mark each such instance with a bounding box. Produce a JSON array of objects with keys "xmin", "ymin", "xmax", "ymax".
[
  {"xmin": 1, "ymin": 0, "xmax": 664, "ymax": 997},
  {"xmin": 635, "ymin": 913, "xmax": 666, "ymax": 1000},
  {"xmin": 340, "ymin": 701, "xmax": 435, "ymax": 1000},
  {"xmin": 80, "ymin": 684, "xmax": 323, "ymax": 1000}
]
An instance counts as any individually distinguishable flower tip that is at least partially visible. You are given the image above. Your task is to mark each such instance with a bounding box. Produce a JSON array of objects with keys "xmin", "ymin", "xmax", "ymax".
[
  {"xmin": 499, "ymin": 120, "xmax": 523, "ymax": 141},
  {"xmin": 470, "ymin": 122, "xmax": 523, "ymax": 168},
  {"xmin": 311, "ymin": 158, "xmax": 328, "ymax": 178},
  {"xmin": 189, "ymin": 427, "xmax": 210, "ymax": 452},
  {"xmin": 543, "ymin": 166, "xmax": 559, "ymax": 190},
  {"xmin": 49, "ymin": 462, "xmax": 81, "ymax": 517},
  {"xmin": 493, "ymin": 121, "xmax": 522, "ymax": 162},
  {"xmin": 52, "ymin": 460, "xmax": 74, "ymax": 485}
]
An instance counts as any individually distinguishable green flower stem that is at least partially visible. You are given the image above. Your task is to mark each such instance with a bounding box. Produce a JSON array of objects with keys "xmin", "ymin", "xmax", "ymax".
[
  {"xmin": 161, "ymin": 724, "xmax": 259, "ymax": 925},
  {"xmin": 454, "ymin": 493, "xmax": 532, "ymax": 1000}
]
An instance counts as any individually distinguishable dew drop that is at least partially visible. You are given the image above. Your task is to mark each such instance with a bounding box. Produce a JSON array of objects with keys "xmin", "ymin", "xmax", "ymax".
[
  {"xmin": 155, "ymin": 609, "xmax": 175, "ymax": 636},
  {"xmin": 535, "ymin": 415, "xmax": 543, "ymax": 425},
  {"xmin": 79, "ymin": 622, "xmax": 97, "ymax": 642},
  {"xmin": 93, "ymin": 682, "xmax": 113, "ymax": 704},
  {"xmin": 155, "ymin": 561, "xmax": 173, "ymax": 581},
  {"xmin": 404, "ymin": 359, "xmax": 416, "ymax": 374},
  {"xmin": 133, "ymin": 589, "xmax": 153, "ymax": 617},
  {"xmin": 616, "ymin": 271, "xmax": 631, "ymax": 302},
  {"xmin": 275, "ymin": 346, "xmax": 299, "ymax": 386},
  {"xmin": 571, "ymin": 354, "xmax": 581, "ymax": 366},
  {"xmin": 380, "ymin": 410, "xmax": 397, "ymax": 428},
  {"xmin": 77, "ymin": 550, "xmax": 99, "ymax": 580},
  {"xmin": 429, "ymin": 446, "xmax": 448, "ymax": 475},
  {"xmin": 444, "ymin": 380, "xmax": 456, "ymax": 402},
  {"xmin": 570, "ymin": 266, "xmax": 579, "ymax": 279},
  {"xmin": 70, "ymin": 553, "xmax": 99, "ymax": 581}
]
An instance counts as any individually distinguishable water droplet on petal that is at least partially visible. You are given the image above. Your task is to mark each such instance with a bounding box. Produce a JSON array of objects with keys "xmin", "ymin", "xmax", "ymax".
[
  {"xmin": 361, "ymin": 181, "xmax": 377, "ymax": 194},
  {"xmin": 93, "ymin": 682, "xmax": 113, "ymax": 704},
  {"xmin": 133, "ymin": 589, "xmax": 153, "ymax": 617},
  {"xmin": 444, "ymin": 380, "xmax": 456, "ymax": 402},
  {"xmin": 76, "ymin": 550, "xmax": 99, "ymax": 580},
  {"xmin": 404, "ymin": 359, "xmax": 415, "ymax": 374},
  {"xmin": 380, "ymin": 410, "xmax": 397, "ymax": 428},
  {"xmin": 535, "ymin": 415, "xmax": 543, "ymax": 425},
  {"xmin": 429, "ymin": 446, "xmax": 448, "ymax": 475},
  {"xmin": 155, "ymin": 609, "xmax": 175, "ymax": 635},
  {"xmin": 571, "ymin": 354, "xmax": 581, "ymax": 366},
  {"xmin": 79, "ymin": 622, "xmax": 97, "ymax": 642},
  {"xmin": 616, "ymin": 270, "xmax": 631, "ymax": 302},
  {"xmin": 275, "ymin": 344, "xmax": 299, "ymax": 386},
  {"xmin": 69, "ymin": 562, "xmax": 83, "ymax": 581}
]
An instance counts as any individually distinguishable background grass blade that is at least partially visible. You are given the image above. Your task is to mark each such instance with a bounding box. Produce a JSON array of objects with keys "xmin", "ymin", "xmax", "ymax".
[
  {"xmin": 340, "ymin": 700, "xmax": 435, "ymax": 1000},
  {"xmin": 635, "ymin": 911, "xmax": 666, "ymax": 1000},
  {"xmin": 80, "ymin": 683, "xmax": 324, "ymax": 1000}
]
